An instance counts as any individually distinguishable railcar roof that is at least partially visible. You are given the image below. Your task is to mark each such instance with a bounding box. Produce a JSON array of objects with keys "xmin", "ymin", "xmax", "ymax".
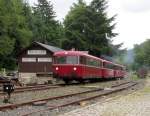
[
  {"xmin": 102, "ymin": 59, "xmax": 125, "ymax": 68},
  {"xmin": 54, "ymin": 51, "xmax": 103, "ymax": 61},
  {"xmin": 54, "ymin": 51, "xmax": 125, "ymax": 67},
  {"xmin": 112, "ymin": 62, "xmax": 125, "ymax": 67},
  {"xmin": 115, "ymin": 64, "xmax": 125, "ymax": 68}
]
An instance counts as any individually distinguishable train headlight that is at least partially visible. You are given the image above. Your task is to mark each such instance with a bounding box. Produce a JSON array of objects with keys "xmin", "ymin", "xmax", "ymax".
[
  {"xmin": 65, "ymin": 52, "xmax": 68, "ymax": 54},
  {"xmin": 56, "ymin": 67, "xmax": 59, "ymax": 70},
  {"xmin": 73, "ymin": 67, "xmax": 77, "ymax": 71}
]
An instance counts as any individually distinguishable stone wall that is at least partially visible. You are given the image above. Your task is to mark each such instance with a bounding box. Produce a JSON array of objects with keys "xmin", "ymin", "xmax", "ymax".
[
  {"xmin": 19, "ymin": 73, "xmax": 54, "ymax": 85},
  {"xmin": 19, "ymin": 73, "xmax": 37, "ymax": 85}
]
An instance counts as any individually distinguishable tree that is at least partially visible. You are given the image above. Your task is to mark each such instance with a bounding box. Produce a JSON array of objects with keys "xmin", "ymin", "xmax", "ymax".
[
  {"xmin": 134, "ymin": 39, "xmax": 150, "ymax": 67},
  {"xmin": 62, "ymin": 0, "xmax": 87, "ymax": 50},
  {"xmin": 22, "ymin": 1, "xmax": 35, "ymax": 35},
  {"xmin": 63, "ymin": 0, "xmax": 117, "ymax": 57},
  {"xmin": 32, "ymin": 0, "xmax": 63, "ymax": 46},
  {"xmin": 0, "ymin": 0, "xmax": 33, "ymax": 69}
]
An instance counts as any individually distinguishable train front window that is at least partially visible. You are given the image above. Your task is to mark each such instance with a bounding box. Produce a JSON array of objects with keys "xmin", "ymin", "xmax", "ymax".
[
  {"xmin": 54, "ymin": 56, "xmax": 78, "ymax": 64},
  {"xmin": 54, "ymin": 56, "xmax": 66, "ymax": 64}
]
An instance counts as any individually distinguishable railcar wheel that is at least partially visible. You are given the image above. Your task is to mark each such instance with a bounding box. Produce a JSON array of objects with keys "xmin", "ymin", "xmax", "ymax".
[
  {"xmin": 77, "ymin": 79, "xmax": 85, "ymax": 84},
  {"xmin": 63, "ymin": 79, "xmax": 70, "ymax": 84}
]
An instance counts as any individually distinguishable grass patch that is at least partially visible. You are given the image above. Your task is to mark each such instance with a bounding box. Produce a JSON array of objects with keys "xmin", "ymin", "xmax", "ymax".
[
  {"xmin": 131, "ymin": 74, "xmax": 139, "ymax": 81},
  {"xmin": 141, "ymin": 86, "xmax": 150, "ymax": 93}
]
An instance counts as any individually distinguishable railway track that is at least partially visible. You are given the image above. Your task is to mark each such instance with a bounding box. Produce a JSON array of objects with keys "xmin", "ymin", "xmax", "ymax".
[
  {"xmin": 0, "ymin": 79, "xmax": 122, "ymax": 95},
  {"xmin": 0, "ymin": 81, "xmax": 137, "ymax": 116},
  {"xmin": 0, "ymin": 80, "xmax": 94, "ymax": 95},
  {"xmin": 0, "ymin": 84, "xmax": 61, "ymax": 95}
]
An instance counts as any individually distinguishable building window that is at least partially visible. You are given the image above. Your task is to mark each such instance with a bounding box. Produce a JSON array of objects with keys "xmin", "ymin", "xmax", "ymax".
[
  {"xmin": 22, "ymin": 58, "xmax": 36, "ymax": 62},
  {"xmin": 27, "ymin": 50, "xmax": 46, "ymax": 55},
  {"xmin": 38, "ymin": 58, "xmax": 52, "ymax": 62}
]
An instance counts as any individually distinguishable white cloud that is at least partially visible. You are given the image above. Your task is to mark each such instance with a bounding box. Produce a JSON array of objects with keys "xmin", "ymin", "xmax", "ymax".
[
  {"xmin": 28, "ymin": 0, "xmax": 37, "ymax": 5},
  {"xmin": 107, "ymin": 0, "xmax": 150, "ymax": 49},
  {"xmin": 50, "ymin": 0, "xmax": 77, "ymax": 21},
  {"xmin": 122, "ymin": 0, "xmax": 150, "ymax": 13}
]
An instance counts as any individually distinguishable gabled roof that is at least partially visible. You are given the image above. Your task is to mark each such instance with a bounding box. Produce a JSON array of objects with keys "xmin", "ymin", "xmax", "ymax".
[
  {"xmin": 35, "ymin": 42, "xmax": 64, "ymax": 52},
  {"xmin": 18, "ymin": 41, "xmax": 64, "ymax": 56}
]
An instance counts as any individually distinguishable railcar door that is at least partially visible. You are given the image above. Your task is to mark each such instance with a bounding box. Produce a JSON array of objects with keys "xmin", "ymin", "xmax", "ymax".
[
  {"xmin": 79, "ymin": 56, "xmax": 86, "ymax": 79},
  {"xmin": 102, "ymin": 62, "xmax": 114, "ymax": 78}
]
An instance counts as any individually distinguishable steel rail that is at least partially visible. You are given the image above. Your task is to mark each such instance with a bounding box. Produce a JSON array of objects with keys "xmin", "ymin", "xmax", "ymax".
[
  {"xmin": 0, "ymin": 84, "xmax": 57, "ymax": 91},
  {"xmin": 0, "ymin": 81, "xmax": 135, "ymax": 113},
  {"xmin": 0, "ymin": 87, "xmax": 104, "ymax": 110},
  {"xmin": 22, "ymin": 82, "xmax": 137, "ymax": 116},
  {"xmin": 0, "ymin": 85, "xmax": 60, "ymax": 95}
]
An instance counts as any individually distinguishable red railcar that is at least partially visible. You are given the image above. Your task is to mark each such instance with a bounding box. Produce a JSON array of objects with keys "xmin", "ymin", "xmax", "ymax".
[
  {"xmin": 102, "ymin": 60, "xmax": 126, "ymax": 78},
  {"xmin": 102, "ymin": 60, "xmax": 115, "ymax": 78},
  {"xmin": 52, "ymin": 51, "xmax": 125, "ymax": 83},
  {"xmin": 113, "ymin": 64, "xmax": 126, "ymax": 78}
]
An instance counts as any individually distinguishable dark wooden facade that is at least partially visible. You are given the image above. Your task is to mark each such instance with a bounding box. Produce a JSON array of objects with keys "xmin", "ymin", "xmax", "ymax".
[{"xmin": 18, "ymin": 42, "xmax": 63, "ymax": 73}]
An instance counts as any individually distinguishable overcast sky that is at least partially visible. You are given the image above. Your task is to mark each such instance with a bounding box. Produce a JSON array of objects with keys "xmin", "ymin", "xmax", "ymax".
[{"xmin": 29, "ymin": 0, "xmax": 150, "ymax": 49}]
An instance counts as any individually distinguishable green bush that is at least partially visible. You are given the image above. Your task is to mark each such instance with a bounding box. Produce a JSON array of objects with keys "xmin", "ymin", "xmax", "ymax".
[{"xmin": 132, "ymin": 73, "xmax": 139, "ymax": 81}]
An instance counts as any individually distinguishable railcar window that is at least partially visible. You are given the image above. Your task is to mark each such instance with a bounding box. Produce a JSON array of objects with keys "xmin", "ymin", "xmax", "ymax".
[
  {"xmin": 86, "ymin": 58, "xmax": 101, "ymax": 67},
  {"xmin": 54, "ymin": 56, "xmax": 78, "ymax": 64},
  {"xmin": 54, "ymin": 56, "xmax": 66, "ymax": 64},
  {"xmin": 80, "ymin": 56, "xmax": 86, "ymax": 64},
  {"xmin": 120, "ymin": 67, "xmax": 123, "ymax": 70},
  {"xmin": 67, "ymin": 56, "xmax": 78, "ymax": 64},
  {"xmin": 123, "ymin": 67, "xmax": 126, "ymax": 70},
  {"xmin": 79, "ymin": 56, "xmax": 102, "ymax": 67},
  {"xmin": 114, "ymin": 66, "xmax": 123, "ymax": 70},
  {"xmin": 114, "ymin": 66, "xmax": 119, "ymax": 70},
  {"xmin": 116, "ymin": 67, "xmax": 121, "ymax": 70},
  {"xmin": 103, "ymin": 62, "xmax": 114, "ymax": 69},
  {"xmin": 115, "ymin": 66, "xmax": 118, "ymax": 70}
]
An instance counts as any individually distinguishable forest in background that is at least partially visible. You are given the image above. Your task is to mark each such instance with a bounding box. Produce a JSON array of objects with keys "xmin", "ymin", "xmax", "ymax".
[
  {"xmin": 133, "ymin": 39, "xmax": 150, "ymax": 70},
  {"xmin": 0, "ymin": 0, "xmax": 128, "ymax": 70}
]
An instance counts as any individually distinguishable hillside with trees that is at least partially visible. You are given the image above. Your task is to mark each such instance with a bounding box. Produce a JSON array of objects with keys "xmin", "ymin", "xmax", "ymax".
[{"xmin": 134, "ymin": 39, "xmax": 150, "ymax": 69}]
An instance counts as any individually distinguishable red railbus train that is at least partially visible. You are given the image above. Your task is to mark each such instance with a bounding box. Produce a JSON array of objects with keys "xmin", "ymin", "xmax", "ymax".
[{"xmin": 52, "ymin": 51, "xmax": 126, "ymax": 83}]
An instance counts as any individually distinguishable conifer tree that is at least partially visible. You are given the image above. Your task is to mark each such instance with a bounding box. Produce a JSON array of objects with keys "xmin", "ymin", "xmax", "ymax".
[
  {"xmin": 33, "ymin": 0, "xmax": 63, "ymax": 46},
  {"xmin": 63, "ymin": 0, "xmax": 117, "ymax": 57},
  {"xmin": 62, "ymin": 0, "xmax": 87, "ymax": 50}
]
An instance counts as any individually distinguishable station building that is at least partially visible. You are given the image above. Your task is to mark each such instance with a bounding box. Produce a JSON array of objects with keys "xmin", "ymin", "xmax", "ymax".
[{"xmin": 18, "ymin": 42, "xmax": 63, "ymax": 84}]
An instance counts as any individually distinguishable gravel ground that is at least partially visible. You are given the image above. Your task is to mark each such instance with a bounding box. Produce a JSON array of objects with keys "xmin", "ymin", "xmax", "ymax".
[
  {"xmin": 0, "ymin": 77, "xmax": 135, "ymax": 116},
  {"xmin": 59, "ymin": 78, "xmax": 150, "ymax": 116},
  {"xmin": 0, "ymin": 78, "xmax": 129, "ymax": 105},
  {"xmin": 0, "ymin": 80, "xmax": 131, "ymax": 116},
  {"xmin": 0, "ymin": 86, "xmax": 93, "ymax": 105}
]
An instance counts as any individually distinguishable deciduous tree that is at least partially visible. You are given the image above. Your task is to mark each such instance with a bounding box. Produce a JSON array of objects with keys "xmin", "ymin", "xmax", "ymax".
[{"xmin": 0, "ymin": 0, "xmax": 32, "ymax": 69}]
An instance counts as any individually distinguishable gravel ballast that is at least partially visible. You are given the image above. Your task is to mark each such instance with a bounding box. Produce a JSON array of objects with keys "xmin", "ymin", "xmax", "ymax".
[
  {"xmin": 0, "ymin": 79, "xmax": 129, "ymax": 105},
  {"xmin": 59, "ymin": 78, "xmax": 150, "ymax": 116},
  {"xmin": 0, "ymin": 77, "xmax": 140, "ymax": 116}
]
